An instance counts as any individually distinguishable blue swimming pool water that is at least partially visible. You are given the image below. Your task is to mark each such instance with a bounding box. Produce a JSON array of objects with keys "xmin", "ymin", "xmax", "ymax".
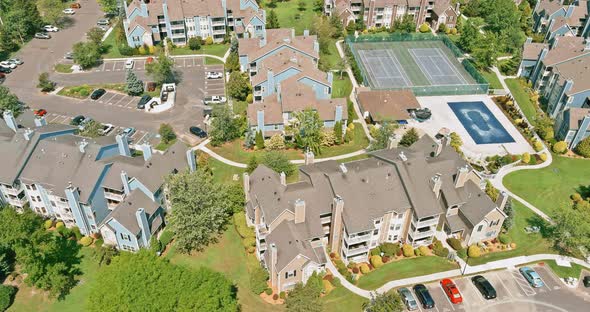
[{"xmin": 448, "ymin": 102, "xmax": 515, "ymax": 144}]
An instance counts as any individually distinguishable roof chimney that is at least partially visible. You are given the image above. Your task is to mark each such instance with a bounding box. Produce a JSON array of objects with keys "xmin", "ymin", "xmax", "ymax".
[
  {"xmin": 3, "ymin": 111, "xmax": 17, "ymax": 132},
  {"xmin": 454, "ymin": 165, "xmax": 469, "ymax": 188},
  {"xmin": 280, "ymin": 171, "xmax": 286, "ymax": 186},
  {"xmin": 140, "ymin": 143, "xmax": 152, "ymax": 161},
  {"xmin": 23, "ymin": 128, "xmax": 34, "ymax": 141},
  {"xmin": 78, "ymin": 139, "xmax": 88, "ymax": 153},
  {"xmin": 431, "ymin": 174, "xmax": 442, "ymax": 198},
  {"xmin": 294, "ymin": 199, "xmax": 305, "ymax": 224}
]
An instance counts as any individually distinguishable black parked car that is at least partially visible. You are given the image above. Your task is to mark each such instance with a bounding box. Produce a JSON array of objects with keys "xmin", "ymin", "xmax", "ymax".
[
  {"xmin": 584, "ymin": 275, "xmax": 590, "ymax": 288},
  {"xmin": 413, "ymin": 284, "xmax": 435, "ymax": 309},
  {"xmin": 90, "ymin": 88, "xmax": 106, "ymax": 100},
  {"xmin": 161, "ymin": 91, "xmax": 168, "ymax": 102},
  {"xmin": 70, "ymin": 115, "xmax": 85, "ymax": 126},
  {"xmin": 189, "ymin": 126, "xmax": 207, "ymax": 138},
  {"xmin": 137, "ymin": 95, "xmax": 152, "ymax": 109},
  {"xmin": 472, "ymin": 275, "xmax": 497, "ymax": 299},
  {"xmin": 0, "ymin": 67, "xmax": 11, "ymax": 74}
]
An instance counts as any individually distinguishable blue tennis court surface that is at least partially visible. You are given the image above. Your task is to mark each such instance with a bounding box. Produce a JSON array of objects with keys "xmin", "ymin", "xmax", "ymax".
[{"xmin": 448, "ymin": 102, "xmax": 515, "ymax": 144}]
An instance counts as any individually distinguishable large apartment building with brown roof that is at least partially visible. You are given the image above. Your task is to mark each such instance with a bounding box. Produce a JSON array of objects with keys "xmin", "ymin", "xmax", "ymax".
[{"xmin": 244, "ymin": 135, "xmax": 508, "ymax": 292}]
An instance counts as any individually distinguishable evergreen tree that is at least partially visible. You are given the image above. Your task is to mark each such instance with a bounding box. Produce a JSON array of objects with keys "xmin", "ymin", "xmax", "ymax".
[
  {"xmin": 125, "ymin": 70, "xmax": 144, "ymax": 96},
  {"xmin": 267, "ymin": 10, "xmax": 280, "ymax": 29},
  {"xmin": 399, "ymin": 128, "xmax": 419, "ymax": 147},
  {"xmin": 334, "ymin": 121, "xmax": 343, "ymax": 145},
  {"xmin": 255, "ymin": 130, "xmax": 265, "ymax": 149},
  {"xmin": 246, "ymin": 155, "xmax": 259, "ymax": 174}
]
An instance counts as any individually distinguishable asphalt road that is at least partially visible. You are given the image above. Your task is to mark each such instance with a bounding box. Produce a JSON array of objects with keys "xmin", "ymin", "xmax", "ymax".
[{"xmin": 2, "ymin": 0, "xmax": 214, "ymax": 145}]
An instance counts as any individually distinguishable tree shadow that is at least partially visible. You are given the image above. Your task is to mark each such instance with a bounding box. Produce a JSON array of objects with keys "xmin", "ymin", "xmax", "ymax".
[
  {"xmin": 525, "ymin": 214, "xmax": 553, "ymax": 239},
  {"xmin": 575, "ymin": 184, "xmax": 590, "ymax": 198},
  {"xmin": 172, "ymin": 70, "xmax": 184, "ymax": 85},
  {"xmin": 59, "ymin": 17, "xmax": 76, "ymax": 29}
]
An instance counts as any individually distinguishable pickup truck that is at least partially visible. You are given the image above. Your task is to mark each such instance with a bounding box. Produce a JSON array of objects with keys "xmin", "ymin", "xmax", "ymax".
[{"xmin": 202, "ymin": 96, "xmax": 227, "ymax": 105}]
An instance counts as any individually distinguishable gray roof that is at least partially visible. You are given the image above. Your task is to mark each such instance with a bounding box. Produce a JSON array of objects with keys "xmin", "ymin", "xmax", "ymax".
[
  {"xmin": 19, "ymin": 135, "xmax": 115, "ymax": 202},
  {"xmin": 264, "ymin": 220, "xmax": 326, "ymax": 272},
  {"xmin": 107, "ymin": 189, "xmax": 161, "ymax": 235},
  {"xmin": 0, "ymin": 124, "xmax": 76, "ymax": 185},
  {"xmin": 455, "ymin": 181, "xmax": 498, "ymax": 227}
]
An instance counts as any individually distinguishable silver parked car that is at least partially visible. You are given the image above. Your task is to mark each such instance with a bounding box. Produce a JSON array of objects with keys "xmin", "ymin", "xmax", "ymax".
[{"xmin": 398, "ymin": 287, "xmax": 418, "ymax": 311}]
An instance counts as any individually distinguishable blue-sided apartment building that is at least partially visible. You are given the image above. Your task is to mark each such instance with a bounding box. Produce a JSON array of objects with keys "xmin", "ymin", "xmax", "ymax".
[
  {"xmin": 0, "ymin": 111, "xmax": 194, "ymax": 251},
  {"xmin": 123, "ymin": 0, "xmax": 265, "ymax": 47},
  {"xmin": 532, "ymin": 0, "xmax": 590, "ymax": 40},
  {"xmin": 239, "ymin": 28, "xmax": 347, "ymax": 137}
]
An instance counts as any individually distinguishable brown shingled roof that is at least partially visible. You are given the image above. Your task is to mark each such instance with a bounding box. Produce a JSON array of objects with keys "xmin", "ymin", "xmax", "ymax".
[
  {"xmin": 522, "ymin": 42, "xmax": 548, "ymax": 60},
  {"xmin": 567, "ymin": 107, "xmax": 590, "ymax": 130},
  {"xmin": 238, "ymin": 28, "xmax": 318, "ymax": 62},
  {"xmin": 554, "ymin": 56, "xmax": 590, "ymax": 95},
  {"xmin": 543, "ymin": 36, "xmax": 590, "ymax": 65},
  {"xmin": 356, "ymin": 89, "xmax": 420, "ymax": 121}
]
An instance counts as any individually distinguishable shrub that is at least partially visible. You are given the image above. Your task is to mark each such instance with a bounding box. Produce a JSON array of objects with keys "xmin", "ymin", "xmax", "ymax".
[
  {"xmin": 539, "ymin": 153, "xmax": 547, "ymax": 162},
  {"xmin": 347, "ymin": 261, "xmax": 357, "ymax": 269},
  {"xmin": 322, "ymin": 280, "xmax": 334, "ymax": 294},
  {"xmin": 435, "ymin": 247, "xmax": 449, "ymax": 258},
  {"xmin": 329, "ymin": 252, "xmax": 336, "ymax": 259},
  {"xmin": 242, "ymin": 236, "xmax": 256, "ymax": 248},
  {"xmin": 402, "ymin": 244, "xmax": 414, "ymax": 257},
  {"xmin": 498, "ymin": 234, "xmax": 511, "ymax": 244},
  {"xmin": 369, "ymin": 247, "xmax": 381, "ymax": 257},
  {"xmin": 205, "ymin": 36, "xmax": 214, "ymax": 45},
  {"xmin": 382, "ymin": 256, "xmax": 390, "ymax": 263},
  {"xmin": 396, "ymin": 249, "xmax": 403, "ymax": 257},
  {"xmin": 331, "ymin": 276, "xmax": 342, "ymax": 287},
  {"xmin": 510, "ymin": 243, "xmax": 517, "ymax": 249},
  {"xmin": 575, "ymin": 136, "xmax": 590, "ymax": 157},
  {"xmin": 553, "ymin": 141, "xmax": 567, "ymax": 154},
  {"xmin": 379, "ymin": 242, "xmax": 400, "ymax": 257},
  {"xmin": 467, "ymin": 245, "xmax": 481, "ymax": 258},
  {"xmin": 188, "ymin": 37, "xmax": 201, "ymax": 50},
  {"xmin": 265, "ymin": 288, "xmax": 273, "ymax": 295},
  {"xmin": 279, "ymin": 291, "xmax": 286, "ymax": 299},
  {"xmin": 118, "ymin": 44, "xmax": 136, "ymax": 56},
  {"xmin": 414, "ymin": 248, "xmax": 423, "ymax": 257},
  {"xmin": 419, "ymin": 23, "xmax": 430, "ymax": 33},
  {"xmin": 265, "ymin": 134, "xmax": 286, "ymax": 151},
  {"xmin": 457, "ymin": 248, "xmax": 467, "ymax": 259},
  {"xmin": 370, "ymin": 255, "xmax": 383, "ymax": 268},
  {"xmin": 272, "ymin": 293, "xmax": 279, "ymax": 300},
  {"xmin": 0, "ymin": 285, "xmax": 16, "ymax": 312},
  {"xmin": 44, "ymin": 219, "xmax": 54, "ymax": 229},
  {"xmin": 72, "ymin": 226, "xmax": 83, "ymax": 241},
  {"xmin": 571, "ymin": 193, "xmax": 583, "ymax": 202},
  {"xmin": 418, "ymin": 245, "xmax": 429, "ymax": 256},
  {"xmin": 246, "ymin": 93, "xmax": 253, "ymax": 103},
  {"xmin": 352, "ymin": 267, "xmax": 359, "ymax": 274},
  {"xmin": 159, "ymin": 229, "xmax": 174, "ymax": 247},
  {"xmin": 55, "ymin": 221, "xmax": 65, "ymax": 229},
  {"xmin": 80, "ymin": 236, "xmax": 93, "ymax": 247},
  {"xmin": 522, "ymin": 152, "xmax": 531, "ymax": 164},
  {"xmin": 447, "ymin": 237, "xmax": 462, "ymax": 251},
  {"xmin": 360, "ymin": 263, "xmax": 370, "ymax": 274},
  {"xmin": 246, "ymin": 246, "xmax": 256, "ymax": 254},
  {"xmin": 250, "ymin": 266, "xmax": 269, "ymax": 294},
  {"xmin": 533, "ymin": 140, "xmax": 543, "ymax": 152},
  {"xmin": 450, "ymin": 28, "xmax": 458, "ymax": 35}
]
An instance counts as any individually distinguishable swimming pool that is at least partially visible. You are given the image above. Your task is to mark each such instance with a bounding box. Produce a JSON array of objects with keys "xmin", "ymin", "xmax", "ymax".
[{"xmin": 448, "ymin": 101, "xmax": 515, "ymax": 144}]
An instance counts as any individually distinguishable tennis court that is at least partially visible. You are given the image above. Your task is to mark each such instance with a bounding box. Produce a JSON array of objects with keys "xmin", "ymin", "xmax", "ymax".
[{"xmin": 347, "ymin": 38, "xmax": 487, "ymax": 95}]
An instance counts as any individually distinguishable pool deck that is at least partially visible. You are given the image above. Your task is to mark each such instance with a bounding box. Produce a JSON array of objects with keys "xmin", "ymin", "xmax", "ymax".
[{"xmin": 410, "ymin": 95, "xmax": 534, "ymax": 160}]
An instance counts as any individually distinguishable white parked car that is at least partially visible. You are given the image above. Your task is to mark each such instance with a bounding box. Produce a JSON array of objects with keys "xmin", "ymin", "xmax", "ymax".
[
  {"xmin": 203, "ymin": 95, "xmax": 227, "ymax": 105},
  {"xmin": 43, "ymin": 25, "xmax": 59, "ymax": 32},
  {"xmin": 8, "ymin": 58, "xmax": 23, "ymax": 65},
  {"xmin": 0, "ymin": 61, "xmax": 16, "ymax": 69},
  {"xmin": 206, "ymin": 71, "xmax": 223, "ymax": 79},
  {"xmin": 125, "ymin": 59, "xmax": 134, "ymax": 69},
  {"xmin": 99, "ymin": 123, "xmax": 114, "ymax": 136},
  {"xmin": 63, "ymin": 8, "xmax": 75, "ymax": 15}
]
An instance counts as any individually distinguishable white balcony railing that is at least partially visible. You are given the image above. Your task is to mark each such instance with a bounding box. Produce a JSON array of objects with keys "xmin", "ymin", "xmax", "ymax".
[
  {"xmin": 344, "ymin": 245, "xmax": 369, "ymax": 256},
  {"xmin": 412, "ymin": 229, "xmax": 435, "ymax": 240},
  {"xmin": 345, "ymin": 233, "xmax": 371, "ymax": 245},
  {"xmin": 104, "ymin": 192, "xmax": 124, "ymax": 202},
  {"xmin": 320, "ymin": 216, "xmax": 331, "ymax": 224},
  {"xmin": 1, "ymin": 186, "xmax": 21, "ymax": 196},
  {"xmin": 414, "ymin": 217, "xmax": 439, "ymax": 228}
]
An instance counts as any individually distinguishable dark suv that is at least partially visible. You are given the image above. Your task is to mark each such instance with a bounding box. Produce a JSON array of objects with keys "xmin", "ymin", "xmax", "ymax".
[
  {"xmin": 90, "ymin": 88, "xmax": 106, "ymax": 100},
  {"xmin": 472, "ymin": 275, "xmax": 497, "ymax": 299},
  {"xmin": 137, "ymin": 95, "xmax": 152, "ymax": 109},
  {"xmin": 413, "ymin": 284, "xmax": 435, "ymax": 309}
]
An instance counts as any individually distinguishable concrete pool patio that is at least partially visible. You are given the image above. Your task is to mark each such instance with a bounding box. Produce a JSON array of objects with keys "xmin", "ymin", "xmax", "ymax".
[{"xmin": 410, "ymin": 95, "xmax": 534, "ymax": 160}]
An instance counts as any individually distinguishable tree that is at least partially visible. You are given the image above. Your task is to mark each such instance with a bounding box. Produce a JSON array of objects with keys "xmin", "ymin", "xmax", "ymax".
[
  {"xmin": 87, "ymin": 27, "xmax": 106, "ymax": 46},
  {"xmin": 0, "ymin": 285, "xmax": 16, "ymax": 312},
  {"xmin": 226, "ymin": 183, "xmax": 245, "ymax": 214},
  {"xmin": 394, "ymin": 14, "xmax": 416, "ymax": 33},
  {"xmin": 98, "ymin": 0, "xmax": 119, "ymax": 14},
  {"xmin": 209, "ymin": 105, "xmax": 243, "ymax": 146},
  {"xmin": 335, "ymin": 58, "xmax": 348, "ymax": 79},
  {"xmin": 362, "ymin": 292, "xmax": 404, "ymax": 312},
  {"xmin": 91, "ymin": 245, "xmax": 119, "ymax": 267},
  {"xmin": 313, "ymin": 0, "xmax": 324, "ymax": 12},
  {"xmin": 267, "ymin": 10, "xmax": 280, "ymax": 29},
  {"xmin": 246, "ymin": 155, "xmax": 259, "ymax": 174},
  {"xmin": 158, "ymin": 123, "xmax": 176, "ymax": 144},
  {"xmin": 37, "ymin": 72, "xmax": 56, "ymax": 92},
  {"xmin": 125, "ymin": 70, "xmax": 144, "ymax": 95},
  {"xmin": 399, "ymin": 128, "xmax": 419, "ymax": 147},
  {"xmin": 552, "ymin": 204, "xmax": 590, "ymax": 256},
  {"xmin": 286, "ymin": 283, "xmax": 322, "ymax": 312},
  {"xmin": 368, "ymin": 122, "xmax": 397, "ymax": 151},
  {"xmin": 329, "ymin": 15, "xmax": 344, "ymax": 38},
  {"xmin": 0, "ymin": 86, "xmax": 22, "ymax": 117},
  {"xmin": 265, "ymin": 134, "xmax": 285, "ymax": 150},
  {"xmin": 575, "ymin": 136, "xmax": 590, "ymax": 158},
  {"xmin": 2, "ymin": 2, "xmax": 42, "ymax": 44},
  {"xmin": 502, "ymin": 199, "xmax": 514, "ymax": 230},
  {"xmin": 227, "ymin": 71, "xmax": 251, "ymax": 101},
  {"xmin": 87, "ymin": 251, "xmax": 238, "ymax": 311},
  {"xmin": 72, "ymin": 42, "xmax": 102, "ymax": 69},
  {"xmin": 297, "ymin": 0, "xmax": 306, "ymax": 11},
  {"xmin": 146, "ymin": 52, "xmax": 175, "ymax": 85},
  {"xmin": 334, "ymin": 121, "xmax": 343, "ymax": 145},
  {"xmin": 78, "ymin": 120, "xmax": 102, "ymax": 138},
  {"xmin": 261, "ymin": 151, "xmax": 296, "ymax": 177},
  {"xmin": 166, "ymin": 170, "xmax": 235, "ymax": 253},
  {"xmin": 458, "ymin": 17, "xmax": 483, "ymax": 53},
  {"xmin": 250, "ymin": 266, "xmax": 269, "ymax": 295},
  {"xmin": 471, "ymin": 33, "xmax": 500, "ymax": 69},
  {"xmin": 291, "ymin": 109, "xmax": 323, "ymax": 155},
  {"xmin": 255, "ymin": 130, "xmax": 265, "ymax": 149},
  {"xmin": 37, "ymin": 0, "xmax": 64, "ymax": 26},
  {"xmin": 225, "ymin": 51, "xmax": 240, "ymax": 72},
  {"xmin": 485, "ymin": 180, "xmax": 499, "ymax": 202},
  {"xmin": 197, "ymin": 152, "xmax": 213, "ymax": 176},
  {"xmin": 188, "ymin": 37, "xmax": 201, "ymax": 50}
]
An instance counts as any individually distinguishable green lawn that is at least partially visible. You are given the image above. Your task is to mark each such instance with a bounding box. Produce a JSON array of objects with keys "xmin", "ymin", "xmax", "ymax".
[
  {"xmin": 205, "ymin": 56, "xmax": 225, "ymax": 65},
  {"xmin": 332, "ymin": 73, "xmax": 352, "ymax": 99},
  {"xmin": 479, "ymin": 69, "xmax": 503, "ymax": 90},
  {"xmin": 8, "ymin": 248, "xmax": 98, "ymax": 312},
  {"xmin": 101, "ymin": 29, "xmax": 145, "ymax": 59},
  {"xmin": 466, "ymin": 201, "xmax": 556, "ymax": 266},
  {"xmin": 155, "ymin": 139, "xmax": 176, "ymax": 151},
  {"xmin": 356, "ymin": 256, "xmax": 459, "ymax": 290},
  {"xmin": 264, "ymin": 0, "xmax": 319, "ymax": 35},
  {"xmin": 318, "ymin": 126, "xmax": 369, "ymax": 158},
  {"xmin": 209, "ymin": 157, "xmax": 245, "ymax": 184},
  {"xmin": 170, "ymin": 43, "xmax": 230, "ymax": 58},
  {"xmin": 505, "ymin": 78, "xmax": 538, "ymax": 123},
  {"xmin": 545, "ymin": 260, "xmax": 585, "ymax": 279},
  {"xmin": 209, "ymin": 140, "xmax": 304, "ymax": 162},
  {"xmin": 504, "ymin": 155, "xmax": 590, "ymax": 217},
  {"xmin": 323, "ymin": 39, "xmax": 342, "ymax": 70},
  {"xmin": 322, "ymin": 285, "xmax": 368, "ymax": 312},
  {"xmin": 54, "ymin": 64, "xmax": 73, "ymax": 73}
]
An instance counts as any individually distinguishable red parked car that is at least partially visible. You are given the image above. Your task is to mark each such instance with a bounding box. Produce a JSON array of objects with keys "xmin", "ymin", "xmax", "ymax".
[
  {"xmin": 441, "ymin": 279, "xmax": 463, "ymax": 304},
  {"xmin": 34, "ymin": 109, "xmax": 47, "ymax": 116}
]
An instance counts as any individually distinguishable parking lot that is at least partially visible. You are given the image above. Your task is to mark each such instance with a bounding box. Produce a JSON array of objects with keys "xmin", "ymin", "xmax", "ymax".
[
  {"xmin": 45, "ymin": 112, "xmax": 157, "ymax": 145},
  {"xmin": 94, "ymin": 91, "xmax": 140, "ymax": 109},
  {"xmin": 404, "ymin": 264, "xmax": 588, "ymax": 312},
  {"xmin": 95, "ymin": 59, "xmax": 149, "ymax": 72}
]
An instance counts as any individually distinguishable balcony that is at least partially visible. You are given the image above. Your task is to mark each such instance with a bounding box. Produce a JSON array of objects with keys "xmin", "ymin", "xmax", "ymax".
[
  {"xmin": 256, "ymin": 224, "xmax": 269, "ymax": 240},
  {"xmin": 8, "ymin": 197, "xmax": 27, "ymax": 207},
  {"xmin": 212, "ymin": 28, "xmax": 226, "ymax": 35},
  {"xmin": 320, "ymin": 216, "xmax": 331, "ymax": 224},
  {"xmin": 1, "ymin": 185, "xmax": 22, "ymax": 196},
  {"xmin": 170, "ymin": 23, "xmax": 185, "ymax": 30},
  {"xmin": 344, "ymin": 245, "xmax": 369, "ymax": 256},
  {"xmin": 212, "ymin": 19, "xmax": 225, "ymax": 26},
  {"xmin": 412, "ymin": 229, "xmax": 435, "ymax": 240},
  {"xmin": 171, "ymin": 32, "xmax": 186, "ymax": 39},
  {"xmin": 345, "ymin": 233, "xmax": 371, "ymax": 245},
  {"xmin": 104, "ymin": 191, "xmax": 124, "ymax": 202},
  {"xmin": 414, "ymin": 217, "xmax": 439, "ymax": 228},
  {"xmin": 323, "ymin": 225, "xmax": 330, "ymax": 235}
]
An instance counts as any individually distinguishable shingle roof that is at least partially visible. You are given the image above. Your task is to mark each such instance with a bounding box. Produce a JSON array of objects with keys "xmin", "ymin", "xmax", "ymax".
[
  {"xmin": 522, "ymin": 42, "xmax": 548, "ymax": 60},
  {"xmin": 567, "ymin": 107, "xmax": 590, "ymax": 130},
  {"xmin": 356, "ymin": 89, "xmax": 420, "ymax": 121},
  {"xmin": 107, "ymin": 189, "xmax": 161, "ymax": 235},
  {"xmin": 238, "ymin": 29, "xmax": 318, "ymax": 63},
  {"xmin": 543, "ymin": 36, "xmax": 590, "ymax": 66},
  {"xmin": 553, "ymin": 56, "xmax": 590, "ymax": 95}
]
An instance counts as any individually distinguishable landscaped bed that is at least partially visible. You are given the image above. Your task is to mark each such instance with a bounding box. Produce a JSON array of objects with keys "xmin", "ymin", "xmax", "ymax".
[
  {"xmin": 57, "ymin": 84, "xmax": 126, "ymax": 99},
  {"xmin": 54, "ymin": 63, "xmax": 74, "ymax": 74}
]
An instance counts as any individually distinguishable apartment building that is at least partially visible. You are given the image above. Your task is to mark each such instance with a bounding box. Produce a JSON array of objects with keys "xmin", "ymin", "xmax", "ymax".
[
  {"xmin": 244, "ymin": 135, "xmax": 508, "ymax": 292},
  {"xmin": 0, "ymin": 111, "xmax": 194, "ymax": 251},
  {"xmin": 532, "ymin": 0, "xmax": 590, "ymax": 40},
  {"xmin": 123, "ymin": 0, "xmax": 266, "ymax": 47},
  {"xmin": 555, "ymin": 107, "xmax": 590, "ymax": 148},
  {"xmin": 324, "ymin": 0, "xmax": 459, "ymax": 30}
]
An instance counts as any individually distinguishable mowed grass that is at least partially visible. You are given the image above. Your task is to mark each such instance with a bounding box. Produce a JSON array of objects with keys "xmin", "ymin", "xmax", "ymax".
[
  {"xmin": 209, "ymin": 157, "xmax": 245, "ymax": 184},
  {"xmin": 264, "ymin": 0, "xmax": 319, "ymax": 35},
  {"xmin": 171, "ymin": 43, "xmax": 230, "ymax": 58},
  {"xmin": 356, "ymin": 256, "xmax": 459, "ymax": 290},
  {"xmin": 322, "ymin": 285, "xmax": 368, "ymax": 312},
  {"xmin": 505, "ymin": 78, "xmax": 538, "ymax": 123},
  {"xmin": 8, "ymin": 248, "xmax": 98, "ymax": 312},
  {"xmin": 209, "ymin": 140, "xmax": 303, "ymax": 162},
  {"xmin": 466, "ymin": 201, "xmax": 556, "ymax": 266},
  {"xmin": 545, "ymin": 260, "xmax": 585, "ymax": 279},
  {"xmin": 318, "ymin": 126, "xmax": 369, "ymax": 158},
  {"xmin": 479, "ymin": 69, "xmax": 503, "ymax": 90},
  {"xmin": 503, "ymin": 154, "xmax": 590, "ymax": 217},
  {"xmin": 332, "ymin": 72, "xmax": 352, "ymax": 99}
]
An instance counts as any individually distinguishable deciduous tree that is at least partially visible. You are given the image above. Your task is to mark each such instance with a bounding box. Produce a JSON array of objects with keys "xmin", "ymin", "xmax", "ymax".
[
  {"xmin": 0, "ymin": 86, "xmax": 22, "ymax": 117},
  {"xmin": 227, "ymin": 71, "xmax": 251, "ymax": 101},
  {"xmin": 292, "ymin": 108, "xmax": 323, "ymax": 155},
  {"xmin": 399, "ymin": 128, "xmax": 419, "ymax": 147},
  {"xmin": 72, "ymin": 42, "xmax": 102, "ymax": 69},
  {"xmin": 158, "ymin": 123, "xmax": 176, "ymax": 143},
  {"xmin": 146, "ymin": 52, "xmax": 175, "ymax": 85},
  {"xmin": 209, "ymin": 105, "xmax": 243, "ymax": 146},
  {"xmin": 362, "ymin": 292, "xmax": 404, "ymax": 312}
]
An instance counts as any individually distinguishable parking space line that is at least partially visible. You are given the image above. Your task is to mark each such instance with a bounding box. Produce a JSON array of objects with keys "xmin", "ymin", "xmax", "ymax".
[
  {"xmin": 466, "ymin": 279, "xmax": 485, "ymax": 304},
  {"xmin": 101, "ymin": 62, "xmax": 106, "ymax": 71},
  {"xmin": 510, "ymin": 270, "xmax": 536, "ymax": 296},
  {"xmin": 105, "ymin": 93, "xmax": 118, "ymax": 103},
  {"xmin": 125, "ymin": 97, "xmax": 136, "ymax": 107},
  {"xmin": 438, "ymin": 284, "xmax": 455, "ymax": 311},
  {"xmin": 137, "ymin": 132, "xmax": 149, "ymax": 143},
  {"xmin": 114, "ymin": 95, "xmax": 127, "ymax": 106}
]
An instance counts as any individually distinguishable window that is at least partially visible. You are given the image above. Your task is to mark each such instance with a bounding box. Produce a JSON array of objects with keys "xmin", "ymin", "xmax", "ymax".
[
  {"xmin": 26, "ymin": 185, "xmax": 31, "ymax": 190},
  {"xmin": 477, "ymin": 224, "xmax": 483, "ymax": 232},
  {"xmin": 285, "ymin": 270, "xmax": 297, "ymax": 278},
  {"xmin": 255, "ymin": 25, "xmax": 262, "ymax": 31},
  {"xmin": 132, "ymin": 36, "xmax": 140, "ymax": 42},
  {"xmin": 395, "ymin": 224, "xmax": 401, "ymax": 231},
  {"xmin": 36, "ymin": 196, "xmax": 41, "ymax": 202},
  {"xmin": 120, "ymin": 233, "xmax": 131, "ymax": 241},
  {"xmin": 373, "ymin": 229, "xmax": 379, "ymax": 235}
]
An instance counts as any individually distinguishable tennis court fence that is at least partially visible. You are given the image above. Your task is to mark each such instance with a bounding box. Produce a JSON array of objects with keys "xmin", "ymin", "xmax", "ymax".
[{"xmin": 345, "ymin": 33, "xmax": 489, "ymax": 96}]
